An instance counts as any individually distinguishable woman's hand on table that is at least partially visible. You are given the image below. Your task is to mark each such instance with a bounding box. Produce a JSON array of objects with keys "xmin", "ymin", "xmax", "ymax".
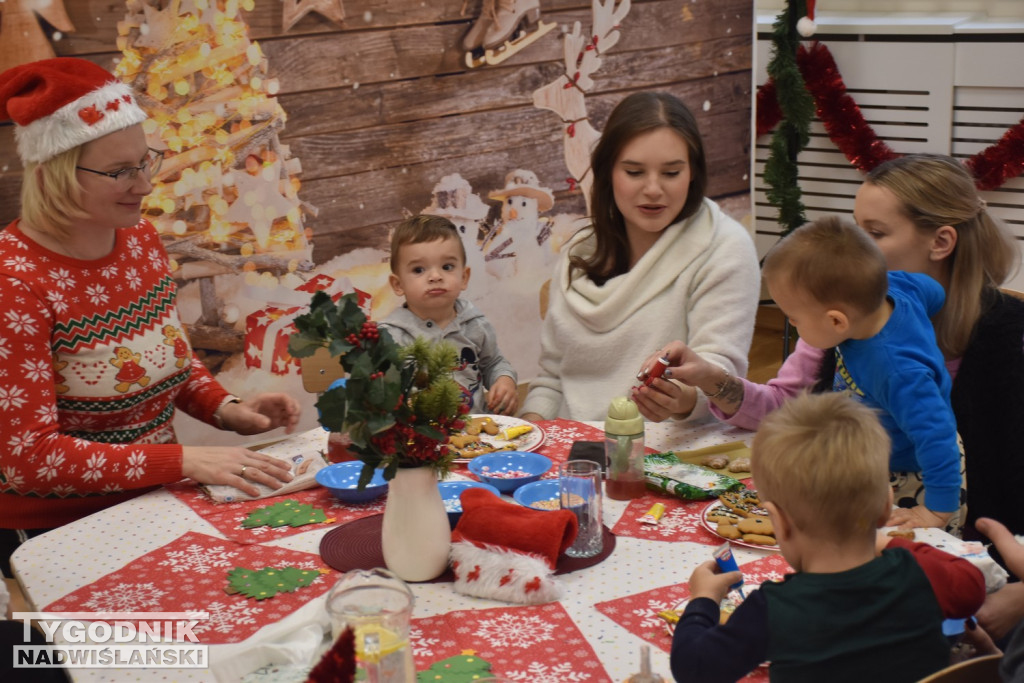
[
  {"xmin": 218, "ymin": 393, "xmax": 301, "ymax": 435},
  {"xmin": 182, "ymin": 447, "xmax": 294, "ymax": 498},
  {"xmin": 974, "ymin": 517, "xmax": 1024, "ymax": 640},
  {"xmin": 688, "ymin": 559, "xmax": 741, "ymax": 604},
  {"xmin": 520, "ymin": 412, "xmax": 544, "ymax": 422},
  {"xmin": 885, "ymin": 505, "xmax": 951, "ymax": 530},
  {"xmin": 486, "ymin": 376, "xmax": 519, "ymax": 416}
]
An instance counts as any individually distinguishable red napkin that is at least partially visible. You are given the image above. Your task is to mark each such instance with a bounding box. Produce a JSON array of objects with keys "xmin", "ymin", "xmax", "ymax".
[{"xmin": 449, "ymin": 488, "xmax": 577, "ymax": 604}]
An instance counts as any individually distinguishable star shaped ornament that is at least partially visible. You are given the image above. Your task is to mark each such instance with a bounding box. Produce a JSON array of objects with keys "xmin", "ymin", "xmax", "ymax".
[
  {"xmin": 224, "ymin": 159, "xmax": 299, "ymax": 249},
  {"xmin": 282, "ymin": 0, "xmax": 345, "ymax": 32}
]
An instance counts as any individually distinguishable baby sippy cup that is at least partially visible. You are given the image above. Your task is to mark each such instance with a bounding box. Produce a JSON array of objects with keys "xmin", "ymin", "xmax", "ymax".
[
  {"xmin": 604, "ymin": 396, "xmax": 646, "ymax": 500},
  {"xmin": 325, "ymin": 568, "xmax": 416, "ymax": 683}
]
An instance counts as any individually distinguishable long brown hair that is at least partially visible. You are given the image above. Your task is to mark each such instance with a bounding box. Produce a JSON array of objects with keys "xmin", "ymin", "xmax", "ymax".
[
  {"xmin": 866, "ymin": 154, "xmax": 1019, "ymax": 357},
  {"xmin": 570, "ymin": 92, "xmax": 707, "ymax": 283}
]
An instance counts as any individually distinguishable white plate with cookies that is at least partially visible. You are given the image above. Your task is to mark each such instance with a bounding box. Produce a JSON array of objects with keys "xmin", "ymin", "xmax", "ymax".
[
  {"xmin": 448, "ymin": 414, "xmax": 545, "ymax": 462},
  {"xmin": 701, "ymin": 499, "xmax": 780, "ymax": 551}
]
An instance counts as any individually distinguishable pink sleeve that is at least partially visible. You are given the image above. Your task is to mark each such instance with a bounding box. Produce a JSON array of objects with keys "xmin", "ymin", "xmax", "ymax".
[{"xmin": 710, "ymin": 339, "xmax": 824, "ymax": 430}]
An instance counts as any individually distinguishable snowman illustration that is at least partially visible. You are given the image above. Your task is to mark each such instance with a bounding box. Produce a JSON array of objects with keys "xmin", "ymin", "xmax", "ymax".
[
  {"xmin": 485, "ymin": 169, "xmax": 555, "ymax": 281},
  {"xmin": 422, "ymin": 173, "xmax": 495, "ymax": 299}
]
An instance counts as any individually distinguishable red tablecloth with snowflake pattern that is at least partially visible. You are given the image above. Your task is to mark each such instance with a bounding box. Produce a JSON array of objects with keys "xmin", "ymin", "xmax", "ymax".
[
  {"xmin": 167, "ymin": 481, "xmax": 384, "ymax": 543},
  {"xmin": 611, "ymin": 492, "xmax": 722, "ymax": 544},
  {"xmin": 44, "ymin": 531, "xmax": 338, "ymax": 644},
  {"xmin": 594, "ymin": 554, "xmax": 793, "ymax": 682},
  {"xmin": 411, "ymin": 602, "xmax": 611, "ymax": 682}
]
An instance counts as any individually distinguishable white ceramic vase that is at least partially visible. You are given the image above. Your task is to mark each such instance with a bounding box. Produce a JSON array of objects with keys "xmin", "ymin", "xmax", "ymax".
[{"xmin": 381, "ymin": 466, "xmax": 451, "ymax": 582}]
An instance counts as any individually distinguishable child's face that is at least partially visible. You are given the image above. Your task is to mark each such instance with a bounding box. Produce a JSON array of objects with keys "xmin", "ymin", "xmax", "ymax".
[
  {"xmin": 388, "ymin": 236, "xmax": 469, "ymax": 319},
  {"xmin": 767, "ymin": 276, "xmax": 849, "ymax": 350}
]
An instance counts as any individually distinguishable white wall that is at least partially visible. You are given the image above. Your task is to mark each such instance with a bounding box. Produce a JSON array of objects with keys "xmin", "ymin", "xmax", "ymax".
[{"xmin": 752, "ymin": 2, "xmax": 1024, "ymax": 292}]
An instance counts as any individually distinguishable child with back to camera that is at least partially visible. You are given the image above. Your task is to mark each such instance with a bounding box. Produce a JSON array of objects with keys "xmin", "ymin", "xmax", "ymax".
[
  {"xmin": 671, "ymin": 392, "xmax": 985, "ymax": 682},
  {"xmin": 380, "ymin": 214, "xmax": 518, "ymax": 414},
  {"xmin": 762, "ymin": 216, "xmax": 964, "ymax": 533}
]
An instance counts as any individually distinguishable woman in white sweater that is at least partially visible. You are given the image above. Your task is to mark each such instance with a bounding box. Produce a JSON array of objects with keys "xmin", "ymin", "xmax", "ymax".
[{"xmin": 520, "ymin": 92, "xmax": 760, "ymax": 422}]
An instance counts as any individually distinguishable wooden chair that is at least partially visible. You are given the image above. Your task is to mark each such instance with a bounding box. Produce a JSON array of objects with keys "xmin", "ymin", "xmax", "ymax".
[
  {"xmin": 1001, "ymin": 287, "xmax": 1024, "ymax": 302},
  {"xmin": 916, "ymin": 653, "xmax": 1003, "ymax": 683}
]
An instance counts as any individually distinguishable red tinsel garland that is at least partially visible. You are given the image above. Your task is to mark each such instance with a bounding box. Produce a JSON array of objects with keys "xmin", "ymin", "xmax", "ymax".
[{"xmin": 757, "ymin": 41, "xmax": 1024, "ymax": 190}]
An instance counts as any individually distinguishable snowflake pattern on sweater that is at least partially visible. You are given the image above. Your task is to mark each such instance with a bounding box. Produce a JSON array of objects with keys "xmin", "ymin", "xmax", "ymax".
[{"xmin": 0, "ymin": 219, "xmax": 230, "ymax": 527}]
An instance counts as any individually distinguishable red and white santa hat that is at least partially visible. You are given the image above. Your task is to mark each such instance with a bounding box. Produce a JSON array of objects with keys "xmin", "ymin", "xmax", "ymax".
[{"xmin": 0, "ymin": 57, "xmax": 146, "ymax": 165}]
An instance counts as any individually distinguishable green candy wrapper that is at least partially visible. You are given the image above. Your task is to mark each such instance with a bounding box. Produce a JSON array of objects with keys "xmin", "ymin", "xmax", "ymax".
[{"xmin": 644, "ymin": 453, "xmax": 746, "ymax": 500}]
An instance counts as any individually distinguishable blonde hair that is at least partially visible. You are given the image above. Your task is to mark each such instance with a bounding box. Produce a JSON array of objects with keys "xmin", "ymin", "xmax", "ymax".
[
  {"xmin": 20, "ymin": 146, "xmax": 88, "ymax": 238},
  {"xmin": 866, "ymin": 154, "xmax": 1020, "ymax": 357},
  {"xmin": 389, "ymin": 214, "xmax": 466, "ymax": 272},
  {"xmin": 752, "ymin": 392, "xmax": 891, "ymax": 540},
  {"xmin": 762, "ymin": 215, "xmax": 888, "ymax": 316}
]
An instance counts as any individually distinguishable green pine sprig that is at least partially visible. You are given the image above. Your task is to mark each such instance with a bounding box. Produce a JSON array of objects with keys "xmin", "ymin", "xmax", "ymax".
[{"xmin": 763, "ymin": 0, "xmax": 814, "ymax": 235}]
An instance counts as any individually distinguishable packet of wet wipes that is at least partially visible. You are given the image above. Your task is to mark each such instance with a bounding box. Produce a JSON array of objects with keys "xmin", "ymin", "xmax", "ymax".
[{"xmin": 643, "ymin": 453, "xmax": 745, "ymax": 500}]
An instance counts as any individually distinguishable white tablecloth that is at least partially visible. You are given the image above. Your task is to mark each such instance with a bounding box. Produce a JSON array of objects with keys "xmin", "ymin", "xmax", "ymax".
[{"xmin": 11, "ymin": 417, "xmax": 995, "ymax": 682}]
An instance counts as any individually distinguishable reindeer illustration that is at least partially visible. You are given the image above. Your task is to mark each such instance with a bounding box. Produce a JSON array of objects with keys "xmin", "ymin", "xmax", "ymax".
[{"xmin": 531, "ymin": 0, "xmax": 631, "ymax": 214}]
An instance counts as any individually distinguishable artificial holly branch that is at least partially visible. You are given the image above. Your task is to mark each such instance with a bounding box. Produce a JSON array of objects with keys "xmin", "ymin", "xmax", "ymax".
[{"xmin": 288, "ymin": 292, "xmax": 464, "ymax": 486}]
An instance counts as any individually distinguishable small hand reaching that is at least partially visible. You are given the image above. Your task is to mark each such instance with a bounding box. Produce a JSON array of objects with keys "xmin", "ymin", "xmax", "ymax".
[
  {"xmin": 885, "ymin": 505, "xmax": 952, "ymax": 530},
  {"xmin": 486, "ymin": 376, "xmax": 519, "ymax": 416},
  {"xmin": 218, "ymin": 393, "xmax": 301, "ymax": 435}
]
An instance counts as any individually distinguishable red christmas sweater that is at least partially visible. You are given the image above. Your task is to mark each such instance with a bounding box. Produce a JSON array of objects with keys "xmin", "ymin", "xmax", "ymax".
[{"xmin": 0, "ymin": 219, "xmax": 231, "ymax": 528}]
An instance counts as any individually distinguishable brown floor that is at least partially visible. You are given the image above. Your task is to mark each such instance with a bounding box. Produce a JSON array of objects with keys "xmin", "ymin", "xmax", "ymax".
[{"xmin": 748, "ymin": 304, "xmax": 792, "ymax": 385}]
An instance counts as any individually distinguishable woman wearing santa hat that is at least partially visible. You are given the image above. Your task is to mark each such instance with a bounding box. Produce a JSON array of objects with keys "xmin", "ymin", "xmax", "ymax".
[{"xmin": 0, "ymin": 58, "xmax": 300, "ymax": 576}]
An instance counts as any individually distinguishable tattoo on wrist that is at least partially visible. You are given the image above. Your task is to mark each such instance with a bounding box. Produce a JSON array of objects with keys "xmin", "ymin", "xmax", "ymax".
[{"xmin": 701, "ymin": 371, "xmax": 743, "ymax": 404}]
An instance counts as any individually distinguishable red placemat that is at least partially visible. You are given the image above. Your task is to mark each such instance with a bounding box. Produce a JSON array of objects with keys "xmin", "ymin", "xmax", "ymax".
[
  {"xmin": 594, "ymin": 554, "xmax": 792, "ymax": 681},
  {"xmin": 44, "ymin": 531, "xmax": 337, "ymax": 644},
  {"xmin": 318, "ymin": 514, "xmax": 616, "ymax": 579},
  {"xmin": 411, "ymin": 602, "xmax": 611, "ymax": 682},
  {"xmin": 167, "ymin": 481, "xmax": 384, "ymax": 543},
  {"xmin": 612, "ymin": 492, "xmax": 721, "ymax": 544}
]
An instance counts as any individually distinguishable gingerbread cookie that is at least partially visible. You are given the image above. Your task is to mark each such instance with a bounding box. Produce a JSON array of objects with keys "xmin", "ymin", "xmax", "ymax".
[
  {"xmin": 742, "ymin": 533, "xmax": 777, "ymax": 546},
  {"xmin": 718, "ymin": 489, "xmax": 765, "ymax": 518},
  {"xmin": 717, "ymin": 522, "xmax": 742, "ymax": 539},
  {"xmin": 727, "ymin": 457, "xmax": 751, "ymax": 473},
  {"xmin": 887, "ymin": 529, "xmax": 916, "ymax": 540},
  {"xmin": 737, "ymin": 517, "xmax": 774, "ymax": 536},
  {"xmin": 706, "ymin": 507, "xmax": 743, "ymax": 525},
  {"xmin": 700, "ymin": 455, "xmax": 730, "ymax": 470},
  {"xmin": 464, "ymin": 416, "xmax": 499, "ymax": 436}
]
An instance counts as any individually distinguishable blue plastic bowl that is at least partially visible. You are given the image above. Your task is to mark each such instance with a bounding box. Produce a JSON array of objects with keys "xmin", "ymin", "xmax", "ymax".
[
  {"xmin": 513, "ymin": 479, "xmax": 562, "ymax": 511},
  {"xmin": 438, "ymin": 480, "xmax": 501, "ymax": 528},
  {"xmin": 467, "ymin": 451, "xmax": 552, "ymax": 493},
  {"xmin": 316, "ymin": 461, "xmax": 388, "ymax": 503}
]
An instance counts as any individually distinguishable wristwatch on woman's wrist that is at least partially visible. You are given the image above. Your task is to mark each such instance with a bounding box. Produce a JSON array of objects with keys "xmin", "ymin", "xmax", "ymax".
[{"xmin": 213, "ymin": 395, "xmax": 242, "ymax": 428}]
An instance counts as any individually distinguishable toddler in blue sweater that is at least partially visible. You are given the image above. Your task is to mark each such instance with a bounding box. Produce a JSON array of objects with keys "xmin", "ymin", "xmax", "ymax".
[{"xmin": 762, "ymin": 215, "xmax": 962, "ymax": 532}]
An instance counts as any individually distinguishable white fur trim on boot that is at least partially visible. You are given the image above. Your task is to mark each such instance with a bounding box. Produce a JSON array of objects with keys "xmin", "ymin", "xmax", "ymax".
[{"xmin": 450, "ymin": 540, "xmax": 563, "ymax": 605}]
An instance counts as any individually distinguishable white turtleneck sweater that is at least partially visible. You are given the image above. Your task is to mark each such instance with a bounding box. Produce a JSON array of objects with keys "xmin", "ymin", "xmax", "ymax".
[{"xmin": 521, "ymin": 198, "xmax": 760, "ymax": 422}]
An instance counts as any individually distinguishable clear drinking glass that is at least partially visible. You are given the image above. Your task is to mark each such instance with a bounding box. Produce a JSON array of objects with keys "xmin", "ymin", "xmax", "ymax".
[
  {"xmin": 325, "ymin": 568, "xmax": 416, "ymax": 683},
  {"xmin": 560, "ymin": 460, "xmax": 604, "ymax": 558}
]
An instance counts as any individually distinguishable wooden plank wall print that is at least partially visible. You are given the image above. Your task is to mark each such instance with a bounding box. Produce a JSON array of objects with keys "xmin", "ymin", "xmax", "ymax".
[{"xmin": 0, "ymin": 0, "xmax": 753, "ymax": 443}]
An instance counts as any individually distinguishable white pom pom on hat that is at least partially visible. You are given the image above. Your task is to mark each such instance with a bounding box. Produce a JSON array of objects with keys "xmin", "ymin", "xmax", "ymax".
[
  {"xmin": 0, "ymin": 57, "xmax": 146, "ymax": 165},
  {"xmin": 797, "ymin": 0, "xmax": 818, "ymax": 38}
]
